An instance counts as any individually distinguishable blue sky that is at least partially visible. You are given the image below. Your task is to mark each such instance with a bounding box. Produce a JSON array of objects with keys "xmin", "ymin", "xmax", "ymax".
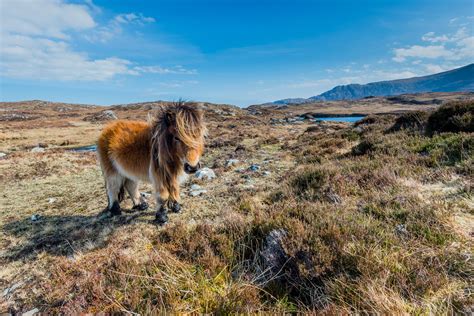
[{"xmin": 0, "ymin": 0, "xmax": 473, "ymax": 107}]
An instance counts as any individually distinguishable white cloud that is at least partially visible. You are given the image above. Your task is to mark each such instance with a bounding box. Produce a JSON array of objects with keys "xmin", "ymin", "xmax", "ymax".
[
  {"xmin": 455, "ymin": 36, "xmax": 474, "ymax": 59},
  {"xmin": 422, "ymin": 32, "xmax": 449, "ymax": 43},
  {"xmin": 0, "ymin": 33, "xmax": 136, "ymax": 80},
  {"xmin": 423, "ymin": 64, "xmax": 447, "ymax": 73},
  {"xmin": 0, "ymin": 0, "xmax": 189, "ymax": 81},
  {"xmin": 157, "ymin": 80, "xmax": 198, "ymax": 88},
  {"xmin": 84, "ymin": 12, "xmax": 155, "ymax": 43},
  {"xmin": 393, "ymin": 45, "xmax": 453, "ymax": 62},
  {"xmin": 393, "ymin": 24, "xmax": 473, "ymax": 63},
  {"xmin": 287, "ymin": 79, "xmax": 334, "ymax": 89},
  {"xmin": 0, "ymin": 0, "xmax": 95, "ymax": 39},
  {"xmin": 114, "ymin": 13, "xmax": 155, "ymax": 25},
  {"xmin": 133, "ymin": 65, "xmax": 197, "ymax": 75}
]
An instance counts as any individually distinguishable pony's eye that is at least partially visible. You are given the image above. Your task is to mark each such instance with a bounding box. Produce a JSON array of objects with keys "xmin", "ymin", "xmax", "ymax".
[{"xmin": 174, "ymin": 136, "xmax": 181, "ymax": 143}]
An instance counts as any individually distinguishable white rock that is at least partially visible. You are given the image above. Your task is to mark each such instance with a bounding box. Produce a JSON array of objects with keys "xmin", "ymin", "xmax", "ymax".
[
  {"xmin": 30, "ymin": 147, "xmax": 45, "ymax": 153},
  {"xmin": 189, "ymin": 189, "xmax": 207, "ymax": 197},
  {"xmin": 0, "ymin": 152, "xmax": 6, "ymax": 158},
  {"xmin": 47, "ymin": 198, "xmax": 56, "ymax": 204},
  {"xmin": 190, "ymin": 184, "xmax": 202, "ymax": 190},
  {"xmin": 22, "ymin": 308, "xmax": 39, "ymax": 316},
  {"xmin": 263, "ymin": 171, "xmax": 272, "ymax": 176},
  {"xmin": 195, "ymin": 167, "xmax": 216, "ymax": 180},
  {"xmin": 102, "ymin": 110, "xmax": 118, "ymax": 120},
  {"xmin": 2, "ymin": 281, "xmax": 23, "ymax": 297},
  {"xmin": 225, "ymin": 159, "xmax": 239, "ymax": 167}
]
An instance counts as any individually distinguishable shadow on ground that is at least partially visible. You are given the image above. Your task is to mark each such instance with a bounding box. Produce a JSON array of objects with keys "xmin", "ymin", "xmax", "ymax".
[{"xmin": 1, "ymin": 208, "xmax": 153, "ymax": 262}]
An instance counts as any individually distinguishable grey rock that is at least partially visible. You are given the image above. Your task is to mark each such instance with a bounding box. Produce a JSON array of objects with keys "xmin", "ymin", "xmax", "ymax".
[
  {"xmin": 327, "ymin": 191, "xmax": 342, "ymax": 204},
  {"xmin": 263, "ymin": 171, "xmax": 271, "ymax": 176},
  {"xmin": 395, "ymin": 224, "xmax": 408, "ymax": 235},
  {"xmin": 22, "ymin": 308, "xmax": 39, "ymax": 316},
  {"xmin": 30, "ymin": 146, "xmax": 45, "ymax": 153},
  {"xmin": 2, "ymin": 281, "xmax": 23, "ymax": 297},
  {"xmin": 260, "ymin": 229, "xmax": 289, "ymax": 276},
  {"xmin": 248, "ymin": 164, "xmax": 260, "ymax": 172},
  {"xmin": 225, "ymin": 159, "xmax": 239, "ymax": 167},
  {"xmin": 189, "ymin": 189, "xmax": 207, "ymax": 197},
  {"xmin": 102, "ymin": 110, "xmax": 117, "ymax": 119},
  {"xmin": 195, "ymin": 167, "xmax": 216, "ymax": 180},
  {"xmin": 190, "ymin": 184, "xmax": 202, "ymax": 190},
  {"xmin": 31, "ymin": 214, "xmax": 40, "ymax": 222}
]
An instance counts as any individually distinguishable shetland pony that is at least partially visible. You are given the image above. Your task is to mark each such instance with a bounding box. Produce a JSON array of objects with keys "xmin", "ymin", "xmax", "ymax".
[{"xmin": 97, "ymin": 102, "xmax": 205, "ymax": 224}]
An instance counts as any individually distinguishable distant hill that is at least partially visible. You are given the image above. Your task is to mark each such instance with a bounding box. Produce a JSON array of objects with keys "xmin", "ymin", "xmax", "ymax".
[{"xmin": 272, "ymin": 63, "xmax": 474, "ymax": 104}]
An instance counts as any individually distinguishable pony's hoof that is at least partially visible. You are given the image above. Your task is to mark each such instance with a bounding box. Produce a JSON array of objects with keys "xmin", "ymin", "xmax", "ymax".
[
  {"xmin": 133, "ymin": 202, "xmax": 149, "ymax": 211},
  {"xmin": 155, "ymin": 211, "xmax": 169, "ymax": 225},
  {"xmin": 109, "ymin": 201, "xmax": 121, "ymax": 216},
  {"xmin": 169, "ymin": 201, "xmax": 181, "ymax": 213}
]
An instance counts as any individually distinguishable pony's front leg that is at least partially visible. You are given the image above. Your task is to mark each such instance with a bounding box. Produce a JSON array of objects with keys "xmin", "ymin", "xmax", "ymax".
[
  {"xmin": 168, "ymin": 181, "xmax": 182, "ymax": 214},
  {"xmin": 154, "ymin": 186, "xmax": 170, "ymax": 225}
]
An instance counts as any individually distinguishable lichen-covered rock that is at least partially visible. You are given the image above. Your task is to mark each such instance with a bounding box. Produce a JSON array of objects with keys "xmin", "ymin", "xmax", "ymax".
[
  {"xmin": 83, "ymin": 110, "xmax": 117, "ymax": 122},
  {"xmin": 195, "ymin": 167, "xmax": 216, "ymax": 180},
  {"xmin": 260, "ymin": 229, "xmax": 288, "ymax": 276}
]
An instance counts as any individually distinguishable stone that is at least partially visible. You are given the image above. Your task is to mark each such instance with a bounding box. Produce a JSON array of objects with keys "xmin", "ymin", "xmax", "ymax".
[
  {"xmin": 248, "ymin": 164, "xmax": 260, "ymax": 172},
  {"xmin": 30, "ymin": 146, "xmax": 45, "ymax": 153},
  {"xmin": 263, "ymin": 171, "xmax": 271, "ymax": 176},
  {"xmin": 327, "ymin": 191, "xmax": 342, "ymax": 204},
  {"xmin": 225, "ymin": 159, "xmax": 239, "ymax": 167},
  {"xmin": 195, "ymin": 167, "xmax": 216, "ymax": 180},
  {"xmin": 0, "ymin": 152, "xmax": 6, "ymax": 158},
  {"xmin": 31, "ymin": 214, "xmax": 40, "ymax": 222},
  {"xmin": 2, "ymin": 281, "xmax": 23, "ymax": 297},
  {"xmin": 260, "ymin": 229, "xmax": 289, "ymax": 276},
  {"xmin": 22, "ymin": 308, "xmax": 40, "ymax": 316},
  {"xmin": 47, "ymin": 198, "xmax": 57, "ymax": 204},
  {"xmin": 190, "ymin": 184, "xmax": 202, "ymax": 190},
  {"xmin": 141, "ymin": 192, "xmax": 152, "ymax": 198},
  {"xmin": 395, "ymin": 224, "xmax": 408, "ymax": 235},
  {"xmin": 83, "ymin": 110, "xmax": 117, "ymax": 122},
  {"xmin": 189, "ymin": 189, "xmax": 207, "ymax": 197}
]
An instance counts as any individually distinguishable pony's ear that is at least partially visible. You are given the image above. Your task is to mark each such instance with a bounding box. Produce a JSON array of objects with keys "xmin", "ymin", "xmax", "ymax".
[{"xmin": 164, "ymin": 111, "xmax": 177, "ymax": 135}]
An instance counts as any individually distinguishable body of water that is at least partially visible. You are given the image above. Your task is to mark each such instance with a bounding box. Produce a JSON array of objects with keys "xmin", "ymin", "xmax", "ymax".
[
  {"xmin": 316, "ymin": 116, "xmax": 365, "ymax": 123},
  {"xmin": 70, "ymin": 144, "xmax": 97, "ymax": 152}
]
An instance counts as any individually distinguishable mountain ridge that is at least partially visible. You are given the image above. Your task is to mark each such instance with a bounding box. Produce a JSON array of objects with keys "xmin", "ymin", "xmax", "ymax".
[{"xmin": 272, "ymin": 63, "xmax": 474, "ymax": 105}]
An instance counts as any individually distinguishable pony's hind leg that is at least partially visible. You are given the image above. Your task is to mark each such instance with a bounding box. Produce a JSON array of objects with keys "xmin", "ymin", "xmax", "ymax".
[
  {"xmin": 125, "ymin": 179, "xmax": 149, "ymax": 211},
  {"xmin": 106, "ymin": 173, "xmax": 124, "ymax": 216}
]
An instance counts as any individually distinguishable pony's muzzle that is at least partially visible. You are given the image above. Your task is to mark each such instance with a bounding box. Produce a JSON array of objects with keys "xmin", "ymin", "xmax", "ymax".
[{"xmin": 184, "ymin": 162, "xmax": 201, "ymax": 174}]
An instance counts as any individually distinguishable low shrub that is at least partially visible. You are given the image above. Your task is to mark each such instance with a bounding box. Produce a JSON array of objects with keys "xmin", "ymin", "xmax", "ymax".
[
  {"xmin": 417, "ymin": 133, "xmax": 473, "ymax": 167},
  {"xmin": 290, "ymin": 168, "xmax": 329, "ymax": 201},
  {"xmin": 386, "ymin": 111, "xmax": 429, "ymax": 134},
  {"xmin": 426, "ymin": 100, "xmax": 474, "ymax": 135}
]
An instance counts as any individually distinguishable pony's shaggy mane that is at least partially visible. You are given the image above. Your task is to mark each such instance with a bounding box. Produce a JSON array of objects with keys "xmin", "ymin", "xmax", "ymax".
[{"xmin": 150, "ymin": 101, "xmax": 205, "ymax": 192}]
